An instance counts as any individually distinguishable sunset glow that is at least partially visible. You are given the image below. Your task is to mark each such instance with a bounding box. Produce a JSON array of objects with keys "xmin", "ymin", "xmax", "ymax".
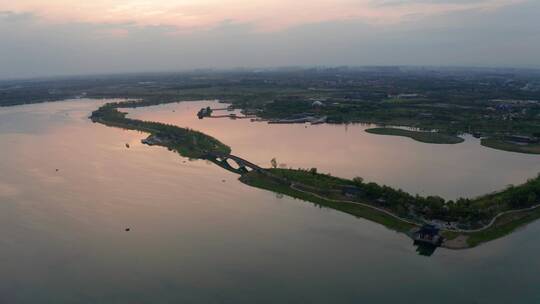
[
  {"xmin": 0, "ymin": 0, "xmax": 536, "ymax": 78},
  {"xmin": 1, "ymin": 0, "xmax": 523, "ymax": 31}
]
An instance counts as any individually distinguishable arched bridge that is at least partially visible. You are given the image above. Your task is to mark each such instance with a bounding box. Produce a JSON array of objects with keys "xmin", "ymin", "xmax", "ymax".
[{"xmin": 205, "ymin": 152, "xmax": 265, "ymax": 175}]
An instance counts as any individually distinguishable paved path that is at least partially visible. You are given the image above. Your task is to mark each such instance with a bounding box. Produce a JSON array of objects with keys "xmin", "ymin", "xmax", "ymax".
[
  {"xmin": 289, "ymin": 183, "xmax": 540, "ymax": 234},
  {"xmin": 290, "ymin": 183, "xmax": 419, "ymax": 227},
  {"xmin": 449, "ymin": 203, "xmax": 540, "ymax": 233}
]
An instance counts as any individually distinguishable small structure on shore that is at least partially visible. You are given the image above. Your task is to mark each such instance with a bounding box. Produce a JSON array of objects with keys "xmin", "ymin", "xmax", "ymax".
[
  {"xmin": 197, "ymin": 107, "xmax": 213, "ymax": 119},
  {"xmin": 141, "ymin": 135, "xmax": 165, "ymax": 146},
  {"xmin": 341, "ymin": 185, "xmax": 362, "ymax": 199},
  {"xmin": 412, "ymin": 224, "xmax": 443, "ymax": 246},
  {"xmin": 268, "ymin": 113, "xmax": 327, "ymax": 125},
  {"xmin": 312, "ymin": 100, "xmax": 324, "ymax": 107}
]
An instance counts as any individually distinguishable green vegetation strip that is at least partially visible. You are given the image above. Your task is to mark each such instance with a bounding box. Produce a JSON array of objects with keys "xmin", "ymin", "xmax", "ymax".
[
  {"xmin": 240, "ymin": 172, "xmax": 415, "ymax": 233},
  {"xmin": 481, "ymin": 138, "xmax": 540, "ymax": 155},
  {"xmin": 91, "ymin": 101, "xmax": 230, "ymax": 159},
  {"xmin": 242, "ymin": 168, "xmax": 540, "ymax": 248},
  {"xmin": 465, "ymin": 207, "xmax": 540, "ymax": 247},
  {"xmin": 365, "ymin": 128, "xmax": 464, "ymax": 144}
]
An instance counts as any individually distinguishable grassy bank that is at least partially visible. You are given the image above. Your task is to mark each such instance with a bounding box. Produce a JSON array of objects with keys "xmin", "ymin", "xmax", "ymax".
[
  {"xmin": 365, "ymin": 128, "xmax": 464, "ymax": 144},
  {"xmin": 463, "ymin": 206, "xmax": 540, "ymax": 247},
  {"xmin": 241, "ymin": 168, "xmax": 540, "ymax": 248},
  {"xmin": 481, "ymin": 138, "xmax": 540, "ymax": 155},
  {"xmin": 91, "ymin": 101, "xmax": 231, "ymax": 159},
  {"xmin": 442, "ymin": 206, "xmax": 540, "ymax": 248},
  {"xmin": 240, "ymin": 171, "xmax": 415, "ymax": 233}
]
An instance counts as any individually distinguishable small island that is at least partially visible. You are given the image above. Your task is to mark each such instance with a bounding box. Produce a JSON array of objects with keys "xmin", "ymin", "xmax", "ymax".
[
  {"xmin": 4, "ymin": 68, "xmax": 540, "ymax": 155},
  {"xmin": 365, "ymin": 127, "xmax": 464, "ymax": 144}
]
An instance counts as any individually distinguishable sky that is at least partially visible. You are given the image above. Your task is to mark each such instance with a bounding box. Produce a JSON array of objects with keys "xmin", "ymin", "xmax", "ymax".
[{"xmin": 0, "ymin": 0, "xmax": 539, "ymax": 79}]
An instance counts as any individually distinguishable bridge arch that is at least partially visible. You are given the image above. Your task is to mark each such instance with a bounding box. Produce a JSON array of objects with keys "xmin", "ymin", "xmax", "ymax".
[{"xmin": 205, "ymin": 153, "xmax": 262, "ymax": 175}]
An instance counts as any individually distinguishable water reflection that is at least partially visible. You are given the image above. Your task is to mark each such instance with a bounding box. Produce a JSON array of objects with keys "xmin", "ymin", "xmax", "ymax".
[
  {"xmin": 414, "ymin": 241, "xmax": 438, "ymax": 257},
  {"xmin": 2, "ymin": 100, "xmax": 540, "ymax": 303},
  {"xmin": 128, "ymin": 100, "xmax": 540, "ymax": 200}
]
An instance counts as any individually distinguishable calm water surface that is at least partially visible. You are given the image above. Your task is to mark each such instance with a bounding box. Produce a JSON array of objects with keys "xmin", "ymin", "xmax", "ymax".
[
  {"xmin": 129, "ymin": 100, "xmax": 540, "ymax": 200},
  {"xmin": 1, "ymin": 99, "xmax": 540, "ymax": 303}
]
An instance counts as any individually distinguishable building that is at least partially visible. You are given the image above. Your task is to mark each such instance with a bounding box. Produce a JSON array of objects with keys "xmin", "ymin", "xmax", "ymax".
[
  {"xmin": 412, "ymin": 224, "xmax": 443, "ymax": 246},
  {"xmin": 197, "ymin": 107, "xmax": 213, "ymax": 119},
  {"xmin": 312, "ymin": 100, "xmax": 324, "ymax": 107},
  {"xmin": 341, "ymin": 185, "xmax": 362, "ymax": 199}
]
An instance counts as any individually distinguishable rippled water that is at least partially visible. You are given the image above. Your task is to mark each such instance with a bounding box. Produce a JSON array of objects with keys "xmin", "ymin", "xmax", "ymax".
[{"xmin": 1, "ymin": 99, "xmax": 540, "ymax": 303}]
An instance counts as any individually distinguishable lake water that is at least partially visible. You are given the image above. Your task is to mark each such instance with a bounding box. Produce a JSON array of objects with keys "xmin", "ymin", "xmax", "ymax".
[
  {"xmin": 129, "ymin": 100, "xmax": 540, "ymax": 200},
  {"xmin": 1, "ymin": 99, "xmax": 540, "ymax": 303}
]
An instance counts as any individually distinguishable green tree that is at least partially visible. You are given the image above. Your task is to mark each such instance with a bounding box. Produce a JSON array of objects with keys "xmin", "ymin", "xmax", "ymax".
[
  {"xmin": 353, "ymin": 177, "xmax": 364, "ymax": 185},
  {"xmin": 528, "ymin": 192, "xmax": 537, "ymax": 205},
  {"xmin": 270, "ymin": 158, "xmax": 277, "ymax": 169}
]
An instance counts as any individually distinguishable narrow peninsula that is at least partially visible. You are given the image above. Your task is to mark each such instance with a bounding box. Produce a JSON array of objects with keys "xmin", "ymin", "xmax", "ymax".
[{"xmin": 90, "ymin": 99, "xmax": 540, "ymax": 250}]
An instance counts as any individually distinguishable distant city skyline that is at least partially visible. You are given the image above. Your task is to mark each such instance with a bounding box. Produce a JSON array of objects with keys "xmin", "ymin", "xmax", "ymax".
[{"xmin": 1, "ymin": 0, "xmax": 539, "ymax": 79}]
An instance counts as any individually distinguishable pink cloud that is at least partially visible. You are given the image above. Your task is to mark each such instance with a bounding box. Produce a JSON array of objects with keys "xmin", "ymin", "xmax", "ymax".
[{"xmin": 0, "ymin": 0, "xmax": 524, "ymax": 32}]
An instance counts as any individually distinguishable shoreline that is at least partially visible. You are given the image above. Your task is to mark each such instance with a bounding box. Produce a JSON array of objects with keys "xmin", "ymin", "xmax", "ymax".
[
  {"xmin": 365, "ymin": 127, "xmax": 464, "ymax": 144},
  {"xmin": 88, "ymin": 99, "xmax": 540, "ymax": 250},
  {"xmin": 239, "ymin": 170, "xmax": 540, "ymax": 249}
]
